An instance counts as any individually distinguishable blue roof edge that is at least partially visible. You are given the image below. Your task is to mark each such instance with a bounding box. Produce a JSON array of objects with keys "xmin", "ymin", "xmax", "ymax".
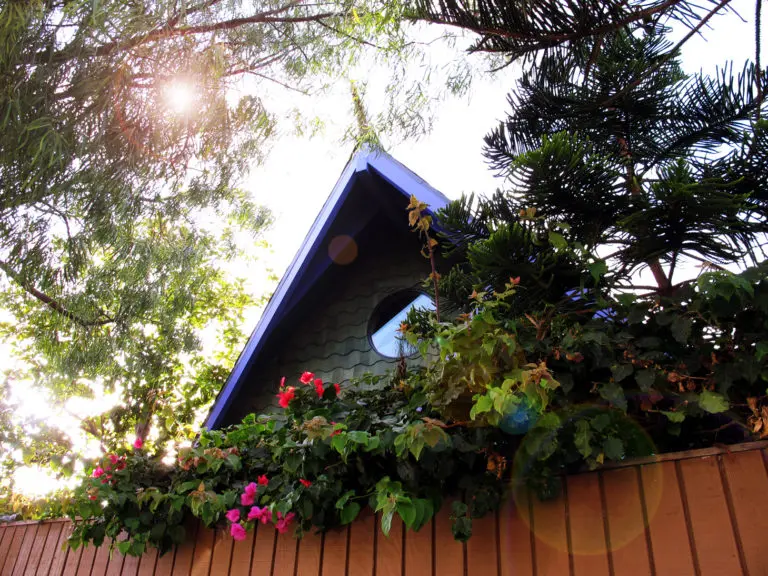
[{"xmin": 203, "ymin": 147, "xmax": 451, "ymax": 430}]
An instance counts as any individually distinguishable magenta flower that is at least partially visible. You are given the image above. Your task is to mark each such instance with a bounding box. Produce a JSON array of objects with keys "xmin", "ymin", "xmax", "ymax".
[
  {"xmin": 91, "ymin": 467, "xmax": 104, "ymax": 478},
  {"xmin": 225, "ymin": 509, "xmax": 241, "ymax": 523},
  {"xmin": 230, "ymin": 523, "xmax": 247, "ymax": 541},
  {"xmin": 244, "ymin": 482, "xmax": 258, "ymax": 495},
  {"xmin": 133, "ymin": 437, "xmax": 143, "ymax": 450},
  {"xmin": 257, "ymin": 475, "xmax": 269, "ymax": 486},
  {"xmin": 299, "ymin": 371, "xmax": 315, "ymax": 385},
  {"xmin": 247, "ymin": 506, "xmax": 272, "ymax": 524},
  {"xmin": 275, "ymin": 512, "xmax": 296, "ymax": 534},
  {"xmin": 240, "ymin": 491, "xmax": 255, "ymax": 506},
  {"xmin": 299, "ymin": 478, "xmax": 312, "ymax": 488}
]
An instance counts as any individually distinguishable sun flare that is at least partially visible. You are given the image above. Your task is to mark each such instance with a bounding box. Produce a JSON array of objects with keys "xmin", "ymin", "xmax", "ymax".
[{"xmin": 161, "ymin": 81, "xmax": 196, "ymax": 115}]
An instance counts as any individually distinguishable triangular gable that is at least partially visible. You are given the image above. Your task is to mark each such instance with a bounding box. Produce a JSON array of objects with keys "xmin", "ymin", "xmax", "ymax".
[{"xmin": 204, "ymin": 147, "xmax": 451, "ymax": 429}]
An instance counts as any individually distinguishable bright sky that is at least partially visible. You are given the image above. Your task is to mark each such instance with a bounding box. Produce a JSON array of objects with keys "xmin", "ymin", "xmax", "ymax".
[{"xmin": 6, "ymin": 0, "xmax": 766, "ymax": 497}]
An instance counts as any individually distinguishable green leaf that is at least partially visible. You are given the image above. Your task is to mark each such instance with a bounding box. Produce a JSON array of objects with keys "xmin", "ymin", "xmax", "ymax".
[
  {"xmin": 381, "ymin": 506, "xmax": 395, "ymax": 536},
  {"xmin": 176, "ymin": 481, "xmax": 199, "ymax": 494},
  {"xmin": 661, "ymin": 410, "xmax": 686, "ymax": 423},
  {"xmin": 599, "ymin": 382, "xmax": 627, "ymax": 411},
  {"xmin": 117, "ymin": 541, "xmax": 131, "ymax": 555},
  {"xmin": 574, "ymin": 420, "xmax": 593, "ymax": 460},
  {"xmin": 670, "ymin": 316, "xmax": 692, "ymax": 344},
  {"xmin": 336, "ymin": 490, "xmax": 355, "ymax": 510},
  {"xmin": 340, "ymin": 502, "xmax": 361, "ymax": 525},
  {"xmin": 589, "ymin": 259, "xmax": 608, "ymax": 283},
  {"xmin": 602, "ymin": 437, "xmax": 624, "ymax": 461},
  {"xmin": 397, "ymin": 501, "xmax": 417, "ymax": 528},
  {"xmin": 698, "ymin": 390, "xmax": 729, "ymax": 414},
  {"xmin": 756, "ymin": 341, "xmax": 768, "ymax": 361},
  {"xmin": 548, "ymin": 231, "xmax": 567, "ymax": 249},
  {"xmin": 470, "ymin": 395, "xmax": 493, "ymax": 420},
  {"xmin": 590, "ymin": 413, "xmax": 611, "ymax": 432},
  {"xmin": 635, "ymin": 369, "xmax": 655, "ymax": 392},
  {"xmin": 611, "ymin": 363, "xmax": 633, "ymax": 383}
]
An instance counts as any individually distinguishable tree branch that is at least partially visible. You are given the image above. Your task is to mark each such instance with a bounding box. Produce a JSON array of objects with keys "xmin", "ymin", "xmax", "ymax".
[{"xmin": 0, "ymin": 260, "xmax": 114, "ymax": 328}]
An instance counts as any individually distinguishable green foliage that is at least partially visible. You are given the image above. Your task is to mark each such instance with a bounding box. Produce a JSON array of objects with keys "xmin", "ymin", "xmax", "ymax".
[{"xmin": 69, "ymin": 374, "xmax": 511, "ymax": 552}]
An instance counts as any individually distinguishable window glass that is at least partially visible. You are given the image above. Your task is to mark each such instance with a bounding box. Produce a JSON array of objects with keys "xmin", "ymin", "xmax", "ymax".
[{"xmin": 369, "ymin": 291, "xmax": 435, "ymax": 358}]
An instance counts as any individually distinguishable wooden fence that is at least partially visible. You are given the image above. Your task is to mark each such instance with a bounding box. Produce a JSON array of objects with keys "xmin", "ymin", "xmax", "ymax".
[{"xmin": 2, "ymin": 442, "xmax": 767, "ymax": 576}]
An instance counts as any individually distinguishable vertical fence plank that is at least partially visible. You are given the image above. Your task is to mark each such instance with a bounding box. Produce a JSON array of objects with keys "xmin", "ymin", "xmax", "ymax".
[
  {"xmin": 721, "ymin": 450, "xmax": 768, "ymax": 576},
  {"xmin": 499, "ymin": 491, "xmax": 533, "ymax": 576},
  {"xmin": 135, "ymin": 548, "xmax": 158, "ymax": 576},
  {"xmin": 566, "ymin": 474, "xmax": 610, "ymax": 576},
  {"xmin": 320, "ymin": 527, "xmax": 347, "ymax": 576},
  {"xmin": 404, "ymin": 520, "xmax": 432, "ymax": 576},
  {"xmin": 74, "ymin": 545, "xmax": 97, "ymax": 576},
  {"xmin": 679, "ymin": 457, "xmax": 742, "ymax": 576},
  {"xmin": 5, "ymin": 526, "xmax": 36, "ymax": 576},
  {"xmin": 188, "ymin": 527, "xmax": 215, "ymax": 576},
  {"xmin": 209, "ymin": 529, "xmax": 233, "ymax": 576},
  {"xmin": 531, "ymin": 494, "xmax": 569, "ymax": 576},
  {"xmin": 347, "ymin": 511, "xmax": 375, "ymax": 576},
  {"xmin": 434, "ymin": 504, "xmax": 464, "ymax": 576},
  {"xmin": 250, "ymin": 525, "xmax": 276, "ymax": 576},
  {"xmin": 271, "ymin": 532, "xmax": 297, "ymax": 576},
  {"xmin": 171, "ymin": 522, "xmax": 198, "ymax": 576},
  {"xmin": 153, "ymin": 548, "xmax": 175, "ymax": 576},
  {"xmin": 375, "ymin": 516, "xmax": 402, "ymax": 576},
  {"xmin": 58, "ymin": 536, "xmax": 83, "ymax": 576},
  {"xmin": 640, "ymin": 462, "xmax": 694, "ymax": 576},
  {"xmin": 89, "ymin": 538, "xmax": 112, "ymax": 576},
  {"xmin": 466, "ymin": 514, "xmax": 498, "ymax": 576},
  {"xmin": 601, "ymin": 468, "xmax": 652, "ymax": 576},
  {"xmin": 121, "ymin": 549, "xmax": 141, "ymax": 576},
  {"xmin": 24, "ymin": 523, "xmax": 50, "ymax": 576},
  {"xmin": 36, "ymin": 523, "xmax": 63, "ymax": 576},
  {"xmin": 295, "ymin": 531, "xmax": 322, "ymax": 576},
  {"xmin": 0, "ymin": 527, "xmax": 18, "ymax": 574},
  {"xmin": 229, "ymin": 527, "xmax": 255, "ymax": 576}
]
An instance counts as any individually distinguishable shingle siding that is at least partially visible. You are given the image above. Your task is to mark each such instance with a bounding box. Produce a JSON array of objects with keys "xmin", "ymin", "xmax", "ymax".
[{"xmin": 224, "ymin": 218, "xmax": 430, "ymax": 423}]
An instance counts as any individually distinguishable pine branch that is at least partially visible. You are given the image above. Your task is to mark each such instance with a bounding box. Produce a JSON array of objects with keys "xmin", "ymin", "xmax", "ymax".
[
  {"xmin": 43, "ymin": 1, "xmax": 337, "ymax": 64},
  {"xmin": 0, "ymin": 260, "xmax": 114, "ymax": 328}
]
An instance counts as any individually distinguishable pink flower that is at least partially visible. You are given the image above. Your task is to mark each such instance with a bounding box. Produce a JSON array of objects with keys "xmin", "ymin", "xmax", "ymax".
[
  {"xmin": 133, "ymin": 438, "xmax": 143, "ymax": 450},
  {"xmin": 225, "ymin": 509, "xmax": 241, "ymax": 523},
  {"xmin": 279, "ymin": 376, "xmax": 286, "ymax": 388},
  {"xmin": 108, "ymin": 454, "xmax": 119, "ymax": 465},
  {"xmin": 275, "ymin": 512, "xmax": 296, "ymax": 534},
  {"xmin": 299, "ymin": 371, "xmax": 315, "ymax": 385},
  {"xmin": 276, "ymin": 386, "xmax": 295, "ymax": 408},
  {"xmin": 334, "ymin": 383, "xmax": 341, "ymax": 396},
  {"xmin": 314, "ymin": 379, "xmax": 324, "ymax": 398},
  {"xmin": 244, "ymin": 482, "xmax": 258, "ymax": 496},
  {"xmin": 247, "ymin": 506, "xmax": 272, "ymax": 524},
  {"xmin": 299, "ymin": 479, "xmax": 312, "ymax": 488},
  {"xmin": 241, "ymin": 491, "xmax": 255, "ymax": 506},
  {"xmin": 230, "ymin": 523, "xmax": 247, "ymax": 541},
  {"xmin": 257, "ymin": 475, "xmax": 269, "ymax": 486},
  {"xmin": 92, "ymin": 467, "xmax": 104, "ymax": 478}
]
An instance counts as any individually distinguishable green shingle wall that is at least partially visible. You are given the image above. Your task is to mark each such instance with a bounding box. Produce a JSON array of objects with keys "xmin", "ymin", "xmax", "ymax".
[{"xmin": 224, "ymin": 217, "xmax": 431, "ymax": 424}]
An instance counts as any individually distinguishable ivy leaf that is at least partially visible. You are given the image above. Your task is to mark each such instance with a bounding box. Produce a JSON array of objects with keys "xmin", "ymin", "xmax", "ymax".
[
  {"xmin": 602, "ymin": 437, "xmax": 624, "ymax": 461},
  {"xmin": 661, "ymin": 410, "xmax": 686, "ymax": 423},
  {"xmin": 671, "ymin": 316, "xmax": 692, "ymax": 344},
  {"xmin": 381, "ymin": 506, "xmax": 395, "ymax": 536},
  {"xmin": 574, "ymin": 420, "xmax": 593, "ymax": 460},
  {"xmin": 635, "ymin": 369, "xmax": 655, "ymax": 392},
  {"xmin": 589, "ymin": 259, "xmax": 608, "ymax": 283},
  {"xmin": 599, "ymin": 382, "xmax": 628, "ymax": 411},
  {"xmin": 698, "ymin": 391, "xmax": 729, "ymax": 414},
  {"xmin": 336, "ymin": 490, "xmax": 355, "ymax": 510},
  {"xmin": 611, "ymin": 363, "xmax": 633, "ymax": 383},
  {"xmin": 340, "ymin": 502, "xmax": 360, "ymax": 525},
  {"xmin": 590, "ymin": 413, "xmax": 611, "ymax": 432},
  {"xmin": 470, "ymin": 395, "xmax": 493, "ymax": 420},
  {"xmin": 548, "ymin": 231, "xmax": 567, "ymax": 249}
]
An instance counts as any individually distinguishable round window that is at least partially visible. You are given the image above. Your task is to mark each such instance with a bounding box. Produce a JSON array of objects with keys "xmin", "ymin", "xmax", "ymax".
[{"xmin": 368, "ymin": 290, "xmax": 435, "ymax": 358}]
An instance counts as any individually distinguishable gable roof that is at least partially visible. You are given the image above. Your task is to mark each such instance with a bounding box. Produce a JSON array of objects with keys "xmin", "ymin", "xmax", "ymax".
[{"xmin": 204, "ymin": 147, "xmax": 451, "ymax": 429}]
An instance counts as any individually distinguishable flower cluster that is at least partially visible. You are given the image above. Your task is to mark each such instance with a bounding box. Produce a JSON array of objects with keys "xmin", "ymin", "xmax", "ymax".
[
  {"xmin": 224, "ymin": 475, "xmax": 296, "ymax": 540},
  {"xmin": 276, "ymin": 371, "xmax": 341, "ymax": 407}
]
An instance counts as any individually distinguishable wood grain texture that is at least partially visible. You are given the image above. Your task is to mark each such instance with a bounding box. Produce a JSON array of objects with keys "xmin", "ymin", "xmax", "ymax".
[
  {"xmin": 640, "ymin": 462, "xmax": 695, "ymax": 576},
  {"xmin": 74, "ymin": 545, "xmax": 97, "ymax": 576},
  {"xmin": 135, "ymin": 548, "xmax": 158, "ymax": 576},
  {"xmin": 24, "ymin": 523, "xmax": 49, "ymax": 576},
  {"xmin": 0, "ymin": 528, "xmax": 18, "ymax": 574},
  {"xmin": 320, "ymin": 527, "xmax": 347, "ymax": 576},
  {"xmin": 531, "ymin": 494, "xmax": 570, "ymax": 576},
  {"xmin": 89, "ymin": 538, "xmax": 112, "ymax": 576},
  {"xmin": 601, "ymin": 468, "xmax": 652, "ymax": 576},
  {"xmin": 153, "ymin": 548, "xmax": 175, "ymax": 576},
  {"xmin": 10, "ymin": 525, "xmax": 38, "ymax": 576},
  {"xmin": 498, "ymin": 492, "xmax": 533, "ymax": 576},
  {"xmin": 188, "ymin": 527, "xmax": 214, "ymax": 576},
  {"xmin": 721, "ymin": 449, "xmax": 768, "ymax": 576},
  {"xmin": 679, "ymin": 457, "xmax": 742, "ymax": 576},
  {"xmin": 47, "ymin": 522, "xmax": 73, "ymax": 576},
  {"xmin": 433, "ymin": 504, "xmax": 464, "ymax": 576},
  {"xmin": 404, "ymin": 520, "xmax": 431, "ymax": 576},
  {"xmin": 271, "ymin": 532, "xmax": 298, "ymax": 576},
  {"xmin": 2, "ymin": 526, "xmax": 27, "ymax": 576},
  {"xmin": 347, "ymin": 511, "xmax": 375, "ymax": 576},
  {"xmin": 375, "ymin": 515, "xmax": 402, "ymax": 576},
  {"xmin": 295, "ymin": 531, "xmax": 322, "ymax": 576},
  {"xmin": 250, "ymin": 525, "xmax": 276, "ymax": 576},
  {"xmin": 229, "ymin": 527, "xmax": 255, "ymax": 576},
  {"xmin": 566, "ymin": 474, "xmax": 610, "ymax": 576},
  {"xmin": 171, "ymin": 523, "xmax": 198, "ymax": 576},
  {"xmin": 209, "ymin": 528, "xmax": 233, "ymax": 576},
  {"xmin": 466, "ymin": 513, "xmax": 498, "ymax": 576}
]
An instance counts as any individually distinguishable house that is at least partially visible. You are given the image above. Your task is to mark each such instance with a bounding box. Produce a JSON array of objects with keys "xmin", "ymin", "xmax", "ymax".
[{"xmin": 204, "ymin": 147, "xmax": 450, "ymax": 430}]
